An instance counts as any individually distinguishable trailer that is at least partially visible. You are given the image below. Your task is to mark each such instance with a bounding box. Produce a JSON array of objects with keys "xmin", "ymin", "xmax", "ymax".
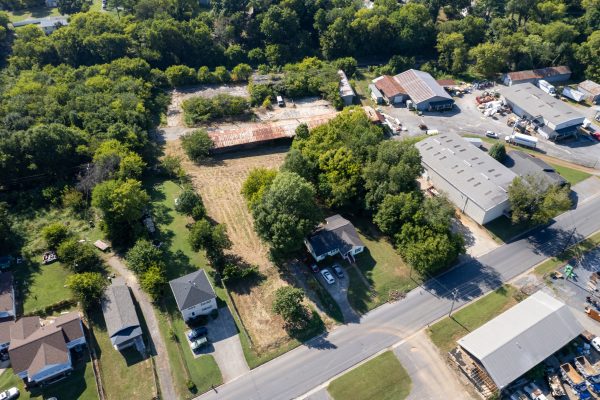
[
  {"xmin": 538, "ymin": 79, "xmax": 557, "ymax": 96},
  {"xmin": 575, "ymin": 356, "xmax": 600, "ymax": 383},
  {"xmin": 563, "ymin": 86, "xmax": 587, "ymax": 102},
  {"xmin": 505, "ymin": 133, "xmax": 538, "ymax": 149},
  {"xmin": 561, "ymin": 363, "xmax": 591, "ymax": 396},
  {"xmin": 585, "ymin": 307, "xmax": 600, "ymax": 323}
]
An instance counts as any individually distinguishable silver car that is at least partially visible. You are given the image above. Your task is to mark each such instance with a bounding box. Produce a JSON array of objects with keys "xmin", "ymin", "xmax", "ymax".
[{"xmin": 320, "ymin": 269, "xmax": 335, "ymax": 285}]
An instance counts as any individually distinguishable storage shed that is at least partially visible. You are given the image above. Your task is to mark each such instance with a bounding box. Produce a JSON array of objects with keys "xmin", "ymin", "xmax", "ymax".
[
  {"xmin": 578, "ymin": 80, "xmax": 600, "ymax": 104},
  {"xmin": 503, "ymin": 66, "xmax": 571, "ymax": 86},
  {"xmin": 337, "ymin": 70, "xmax": 355, "ymax": 106}
]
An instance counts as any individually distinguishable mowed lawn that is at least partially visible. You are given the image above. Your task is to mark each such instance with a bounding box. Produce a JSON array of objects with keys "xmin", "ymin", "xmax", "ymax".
[
  {"xmin": 17, "ymin": 262, "xmax": 72, "ymax": 314},
  {"xmin": 547, "ymin": 162, "xmax": 592, "ymax": 186},
  {"xmin": 327, "ymin": 351, "xmax": 411, "ymax": 400},
  {"xmin": 427, "ymin": 285, "xmax": 521, "ymax": 353},
  {"xmin": 346, "ymin": 218, "xmax": 419, "ymax": 314},
  {"xmin": 6, "ymin": 6, "xmax": 61, "ymax": 22},
  {"xmin": 88, "ymin": 309, "xmax": 157, "ymax": 400}
]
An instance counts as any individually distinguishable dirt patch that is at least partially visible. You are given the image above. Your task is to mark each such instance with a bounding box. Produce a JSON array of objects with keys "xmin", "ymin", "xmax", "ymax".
[{"xmin": 165, "ymin": 142, "xmax": 302, "ymax": 352}]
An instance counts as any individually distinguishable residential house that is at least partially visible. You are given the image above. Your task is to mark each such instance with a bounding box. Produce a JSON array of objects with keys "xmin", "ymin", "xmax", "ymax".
[
  {"xmin": 578, "ymin": 80, "xmax": 600, "ymax": 105},
  {"xmin": 503, "ymin": 66, "xmax": 571, "ymax": 86},
  {"xmin": 305, "ymin": 215, "xmax": 365, "ymax": 262},
  {"xmin": 169, "ymin": 270, "xmax": 217, "ymax": 322},
  {"xmin": 8, "ymin": 312, "xmax": 86, "ymax": 386},
  {"xmin": 102, "ymin": 278, "xmax": 145, "ymax": 353}
]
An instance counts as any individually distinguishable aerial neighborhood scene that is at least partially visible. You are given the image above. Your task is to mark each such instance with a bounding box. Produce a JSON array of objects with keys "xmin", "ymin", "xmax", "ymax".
[{"xmin": 1, "ymin": 0, "xmax": 600, "ymax": 399}]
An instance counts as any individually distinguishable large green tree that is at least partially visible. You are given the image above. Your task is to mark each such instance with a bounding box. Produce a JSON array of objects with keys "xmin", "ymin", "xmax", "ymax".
[
  {"xmin": 66, "ymin": 272, "xmax": 107, "ymax": 309},
  {"xmin": 508, "ymin": 174, "xmax": 572, "ymax": 225},
  {"xmin": 272, "ymin": 286, "xmax": 309, "ymax": 329}
]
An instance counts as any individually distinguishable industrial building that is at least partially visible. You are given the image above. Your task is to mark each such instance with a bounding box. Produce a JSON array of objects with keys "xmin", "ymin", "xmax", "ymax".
[
  {"xmin": 503, "ymin": 66, "xmax": 571, "ymax": 86},
  {"xmin": 337, "ymin": 70, "xmax": 355, "ymax": 106},
  {"xmin": 502, "ymin": 83, "xmax": 586, "ymax": 140},
  {"xmin": 504, "ymin": 151, "xmax": 567, "ymax": 187},
  {"xmin": 456, "ymin": 291, "xmax": 582, "ymax": 392},
  {"xmin": 578, "ymin": 80, "xmax": 600, "ymax": 104},
  {"xmin": 372, "ymin": 69, "xmax": 454, "ymax": 111},
  {"xmin": 416, "ymin": 132, "xmax": 517, "ymax": 225}
]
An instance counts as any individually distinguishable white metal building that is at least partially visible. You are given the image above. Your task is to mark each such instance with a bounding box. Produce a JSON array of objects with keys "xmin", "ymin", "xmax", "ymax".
[
  {"xmin": 393, "ymin": 69, "xmax": 454, "ymax": 111},
  {"xmin": 502, "ymin": 83, "xmax": 586, "ymax": 140},
  {"xmin": 337, "ymin": 70, "xmax": 355, "ymax": 106},
  {"xmin": 416, "ymin": 132, "xmax": 517, "ymax": 225},
  {"xmin": 458, "ymin": 291, "xmax": 582, "ymax": 390}
]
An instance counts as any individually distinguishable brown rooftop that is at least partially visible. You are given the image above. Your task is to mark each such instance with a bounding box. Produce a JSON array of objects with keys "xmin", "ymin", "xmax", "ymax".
[
  {"xmin": 10, "ymin": 316, "xmax": 41, "ymax": 341},
  {"xmin": 0, "ymin": 319, "xmax": 12, "ymax": 344},
  {"xmin": 373, "ymin": 75, "xmax": 406, "ymax": 98},
  {"xmin": 579, "ymin": 80, "xmax": 600, "ymax": 96},
  {"xmin": 53, "ymin": 311, "xmax": 84, "ymax": 343},
  {"xmin": 9, "ymin": 326, "xmax": 69, "ymax": 376}
]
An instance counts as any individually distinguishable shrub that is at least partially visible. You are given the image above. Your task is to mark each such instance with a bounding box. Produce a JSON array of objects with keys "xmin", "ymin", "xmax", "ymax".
[
  {"xmin": 65, "ymin": 272, "xmax": 107, "ymax": 309},
  {"xmin": 186, "ymin": 379, "xmax": 197, "ymax": 393},
  {"xmin": 248, "ymin": 83, "xmax": 274, "ymax": 106},
  {"xmin": 180, "ymin": 129, "xmax": 213, "ymax": 162},
  {"xmin": 161, "ymin": 155, "xmax": 184, "ymax": 179},
  {"xmin": 232, "ymin": 63, "xmax": 253, "ymax": 82},
  {"xmin": 57, "ymin": 238, "xmax": 101, "ymax": 272},
  {"xmin": 175, "ymin": 188, "xmax": 204, "ymax": 217},
  {"xmin": 197, "ymin": 66, "xmax": 214, "ymax": 84},
  {"xmin": 165, "ymin": 65, "xmax": 197, "ymax": 87},
  {"xmin": 126, "ymin": 239, "xmax": 164, "ymax": 275},
  {"xmin": 140, "ymin": 264, "xmax": 167, "ymax": 302},
  {"xmin": 182, "ymin": 94, "xmax": 250, "ymax": 125},
  {"xmin": 488, "ymin": 142, "xmax": 506, "ymax": 162},
  {"xmin": 222, "ymin": 263, "xmax": 259, "ymax": 283},
  {"xmin": 62, "ymin": 187, "xmax": 86, "ymax": 212},
  {"xmin": 42, "ymin": 222, "xmax": 71, "ymax": 250},
  {"xmin": 213, "ymin": 66, "xmax": 231, "ymax": 82}
]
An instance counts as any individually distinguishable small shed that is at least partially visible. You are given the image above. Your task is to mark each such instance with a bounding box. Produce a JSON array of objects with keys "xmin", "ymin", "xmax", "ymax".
[
  {"xmin": 578, "ymin": 80, "xmax": 600, "ymax": 105},
  {"xmin": 337, "ymin": 70, "xmax": 355, "ymax": 106},
  {"xmin": 94, "ymin": 240, "xmax": 110, "ymax": 252},
  {"xmin": 368, "ymin": 84, "xmax": 383, "ymax": 104}
]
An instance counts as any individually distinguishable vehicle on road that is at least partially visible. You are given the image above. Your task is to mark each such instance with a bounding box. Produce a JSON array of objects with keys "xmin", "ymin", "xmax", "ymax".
[
  {"xmin": 320, "ymin": 269, "xmax": 335, "ymax": 285},
  {"xmin": 190, "ymin": 336, "xmax": 209, "ymax": 351},
  {"xmin": 310, "ymin": 264, "xmax": 319, "ymax": 273},
  {"xmin": 486, "ymin": 131, "xmax": 499, "ymax": 139},
  {"xmin": 187, "ymin": 326, "xmax": 208, "ymax": 341},
  {"xmin": 0, "ymin": 387, "xmax": 18, "ymax": 400},
  {"xmin": 332, "ymin": 264, "xmax": 344, "ymax": 278}
]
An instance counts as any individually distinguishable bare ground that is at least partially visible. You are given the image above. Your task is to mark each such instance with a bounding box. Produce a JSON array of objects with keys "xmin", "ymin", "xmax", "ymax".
[{"xmin": 165, "ymin": 141, "xmax": 315, "ymax": 352}]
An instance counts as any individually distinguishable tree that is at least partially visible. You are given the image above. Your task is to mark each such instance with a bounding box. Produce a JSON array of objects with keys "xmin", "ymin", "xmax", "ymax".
[
  {"xmin": 373, "ymin": 192, "xmax": 422, "ymax": 236},
  {"xmin": 231, "ymin": 63, "xmax": 253, "ymax": 82},
  {"xmin": 436, "ymin": 32, "xmax": 468, "ymax": 74},
  {"xmin": 488, "ymin": 142, "xmax": 506, "ymax": 162},
  {"xmin": 57, "ymin": 239, "xmax": 102, "ymax": 273},
  {"xmin": 140, "ymin": 264, "xmax": 167, "ymax": 302},
  {"xmin": 57, "ymin": 0, "xmax": 90, "ymax": 15},
  {"xmin": 213, "ymin": 66, "xmax": 231, "ymax": 83},
  {"xmin": 161, "ymin": 155, "xmax": 184, "ymax": 179},
  {"xmin": 508, "ymin": 174, "xmax": 572, "ymax": 225},
  {"xmin": 165, "ymin": 65, "xmax": 197, "ymax": 87},
  {"xmin": 66, "ymin": 272, "xmax": 107, "ymax": 309},
  {"xmin": 241, "ymin": 168, "xmax": 278, "ymax": 208},
  {"xmin": 252, "ymin": 172, "xmax": 321, "ymax": 256},
  {"xmin": 188, "ymin": 219, "xmax": 231, "ymax": 267},
  {"xmin": 42, "ymin": 223, "xmax": 71, "ymax": 250},
  {"xmin": 333, "ymin": 57, "xmax": 358, "ymax": 77},
  {"xmin": 469, "ymin": 42, "xmax": 509, "ymax": 78},
  {"xmin": 126, "ymin": 239, "xmax": 164, "ymax": 275},
  {"xmin": 175, "ymin": 188, "xmax": 205, "ymax": 219},
  {"xmin": 317, "ymin": 147, "xmax": 362, "ymax": 208},
  {"xmin": 180, "ymin": 129, "xmax": 213, "ymax": 162},
  {"xmin": 62, "ymin": 188, "xmax": 86, "ymax": 213},
  {"xmin": 281, "ymin": 148, "xmax": 313, "ymax": 182},
  {"xmin": 0, "ymin": 203, "xmax": 14, "ymax": 253},
  {"xmin": 271, "ymin": 286, "xmax": 308, "ymax": 328},
  {"xmin": 188, "ymin": 219, "xmax": 214, "ymax": 251}
]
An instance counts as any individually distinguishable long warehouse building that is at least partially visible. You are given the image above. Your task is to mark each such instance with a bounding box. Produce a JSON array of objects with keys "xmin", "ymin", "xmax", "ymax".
[
  {"xmin": 416, "ymin": 132, "xmax": 517, "ymax": 225},
  {"xmin": 502, "ymin": 83, "xmax": 586, "ymax": 140}
]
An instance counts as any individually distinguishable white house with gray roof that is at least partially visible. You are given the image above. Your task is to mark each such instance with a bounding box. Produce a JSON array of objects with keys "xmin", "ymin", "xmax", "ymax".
[
  {"xmin": 416, "ymin": 132, "xmax": 517, "ymax": 225},
  {"xmin": 169, "ymin": 270, "xmax": 217, "ymax": 322},
  {"xmin": 305, "ymin": 215, "xmax": 365, "ymax": 262},
  {"xmin": 102, "ymin": 278, "xmax": 145, "ymax": 353}
]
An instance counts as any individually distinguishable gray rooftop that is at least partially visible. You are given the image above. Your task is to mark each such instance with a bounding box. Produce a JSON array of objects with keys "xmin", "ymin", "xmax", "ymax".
[
  {"xmin": 102, "ymin": 278, "xmax": 142, "ymax": 347},
  {"xmin": 458, "ymin": 291, "xmax": 582, "ymax": 389},
  {"xmin": 505, "ymin": 151, "xmax": 566, "ymax": 187},
  {"xmin": 393, "ymin": 69, "xmax": 452, "ymax": 104},
  {"xmin": 169, "ymin": 270, "xmax": 216, "ymax": 311},
  {"xmin": 307, "ymin": 215, "xmax": 364, "ymax": 258},
  {"xmin": 416, "ymin": 132, "xmax": 517, "ymax": 211},
  {"xmin": 502, "ymin": 83, "xmax": 585, "ymax": 126},
  {"xmin": 338, "ymin": 70, "xmax": 355, "ymax": 98}
]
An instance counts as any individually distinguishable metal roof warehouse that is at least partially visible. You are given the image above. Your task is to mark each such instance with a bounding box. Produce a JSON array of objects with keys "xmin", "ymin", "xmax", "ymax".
[
  {"xmin": 458, "ymin": 291, "xmax": 582, "ymax": 390},
  {"xmin": 416, "ymin": 132, "xmax": 517, "ymax": 225}
]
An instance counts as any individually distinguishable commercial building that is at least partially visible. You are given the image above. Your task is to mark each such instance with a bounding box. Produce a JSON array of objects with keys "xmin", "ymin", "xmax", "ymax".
[
  {"xmin": 578, "ymin": 80, "xmax": 600, "ymax": 105},
  {"xmin": 305, "ymin": 215, "xmax": 365, "ymax": 262},
  {"xmin": 337, "ymin": 70, "xmax": 355, "ymax": 106},
  {"xmin": 371, "ymin": 75, "xmax": 406, "ymax": 105},
  {"xmin": 102, "ymin": 278, "xmax": 146, "ymax": 353},
  {"xmin": 416, "ymin": 132, "xmax": 517, "ymax": 225},
  {"xmin": 169, "ymin": 270, "xmax": 217, "ymax": 322},
  {"xmin": 504, "ymin": 151, "xmax": 567, "ymax": 187},
  {"xmin": 503, "ymin": 66, "xmax": 571, "ymax": 86},
  {"xmin": 502, "ymin": 83, "xmax": 586, "ymax": 140},
  {"xmin": 457, "ymin": 291, "xmax": 582, "ymax": 391}
]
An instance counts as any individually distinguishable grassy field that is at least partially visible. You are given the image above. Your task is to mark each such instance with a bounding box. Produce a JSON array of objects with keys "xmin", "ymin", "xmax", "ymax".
[
  {"xmin": 345, "ymin": 218, "xmax": 419, "ymax": 314},
  {"xmin": 18, "ymin": 262, "xmax": 72, "ymax": 314},
  {"xmin": 6, "ymin": 6, "xmax": 62, "ymax": 22},
  {"xmin": 427, "ymin": 285, "xmax": 521, "ymax": 353},
  {"xmin": 535, "ymin": 230, "xmax": 600, "ymax": 276},
  {"xmin": 327, "ymin": 351, "xmax": 411, "ymax": 400},
  {"xmin": 88, "ymin": 308, "xmax": 156, "ymax": 400},
  {"xmin": 547, "ymin": 162, "xmax": 592, "ymax": 186},
  {"xmin": 0, "ymin": 352, "xmax": 98, "ymax": 400},
  {"xmin": 352, "ymin": 69, "xmax": 377, "ymax": 106}
]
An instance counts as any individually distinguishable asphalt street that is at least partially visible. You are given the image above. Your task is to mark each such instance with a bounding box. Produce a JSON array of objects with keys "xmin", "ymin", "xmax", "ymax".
[{"xmin": 196, "ymin": 194, "xmax": 600, "ymax": 400}]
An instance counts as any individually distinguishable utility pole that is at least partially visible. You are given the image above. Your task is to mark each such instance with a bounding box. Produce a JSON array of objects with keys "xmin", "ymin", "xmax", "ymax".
[{"xmin": 449, "ymin": 288, "xmax": 459, "ymax": 317}]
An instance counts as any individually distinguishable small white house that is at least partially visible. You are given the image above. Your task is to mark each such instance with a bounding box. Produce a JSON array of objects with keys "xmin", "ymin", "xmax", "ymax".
[
  {"xmin": 169, "ymin": 270, "xmax": 217, "ymax": 322},
  {"xmin": 305, "ymin": 215, "xmax": 365, "ymax": 262}
]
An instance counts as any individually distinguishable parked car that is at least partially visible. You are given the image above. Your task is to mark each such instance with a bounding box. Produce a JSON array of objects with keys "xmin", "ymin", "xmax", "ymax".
[
  {"xmin": 277, "ymin": 95, "xmax": 285, "ymax": 107},
  {"xmin": 591, "ymin": 337, "xmax": 600, "ymax": 352},
  {"xmin": 187, "ymin": 326, "xmax": 208, "ymax": 341},
  {"xmin": 320, "ymin": 269, "xmax": 335, "ymax": 285},
  {"xmin": 0, "ymin": 387, "xmax": 18, "ymax": 400},
  {"xmin": 190, "ymin": 336, "xmax": 209, "ymax": 352},
  {"xmin": 310, "ymin": 264, "xmax": 319, "ymax": 273},
  {"xmin": 485, "ymin": 131, "xmax": 499, "ymax": 139},
  {"xmin": 332, "ymin": 264, "xmax": 344, "ymax": 278}
]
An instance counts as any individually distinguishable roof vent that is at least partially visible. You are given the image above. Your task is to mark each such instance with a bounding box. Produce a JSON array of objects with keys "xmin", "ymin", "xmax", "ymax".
[{"xmin": 480, "ymin": 173, "xmax": 489, "ymax": 180}]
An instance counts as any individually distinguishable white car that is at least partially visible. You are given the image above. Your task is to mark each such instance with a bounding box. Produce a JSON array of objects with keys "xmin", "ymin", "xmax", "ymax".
[
  {"xmin": 591, "ymin": 337, "xmax": 600, "ymax": 352},
  {"xmin": 0, "ymin": 387, "xmax": 19, "ymax": 400},
  {"xmin": 486, "ymin": 130, "xmax": 499, "ymax": 139},
  {"xmin": 320, "ymin": 269, "xmax": 335, "ymax": 285}
]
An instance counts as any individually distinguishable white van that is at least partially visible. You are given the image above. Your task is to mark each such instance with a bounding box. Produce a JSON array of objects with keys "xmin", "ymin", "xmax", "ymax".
[{"xmin": 276, "ymin": 96, "xmax": 285, "ymax": 107}]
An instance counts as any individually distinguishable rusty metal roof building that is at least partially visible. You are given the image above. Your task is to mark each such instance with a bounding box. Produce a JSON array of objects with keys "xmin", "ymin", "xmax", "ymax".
[
  {"xmin": 504, "ymin": 66, "xmax": 571, "ymax": 86},
  {"xmin": 372, "ymin": 75, "xmax": 406, "ymax": 99}
]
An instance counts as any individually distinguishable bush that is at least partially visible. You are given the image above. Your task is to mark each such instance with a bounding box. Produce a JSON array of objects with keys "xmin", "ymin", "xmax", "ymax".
[
  {"xmin": 197, "ymin": 66, "xmax": 214, "ymax": 84},
  {"xmin": 57, "ymin": 238, "xmax": 101, "ymax": 272},
  {"xmin": 140, "ymin": 264, "xmax": 167, "ymax": 302},
  {"xmin": 213, "ymin": 66, "xmax": 231, "ymax": 83},
  {"xmin": 248, "ymin": 83, "xmax": 274, "ymax": 106},
  {"xmin": 488, "ymin": 142, "xmax": 506, "ymax": 162},
  {"xmin": 42, "ymin": 222, "xmax": 71, "ymax": 250},
  {"xmin": 186, "ymin": 379, "xmax": 197, "ymax": 393},
  {"xmin": 161, "ymin": 155, "xmax": 184, "ymax": 179},
  {"xmin": 333, "ymin": 57, "xmax": 358, "ymax": 77},
  {"xmin": 165, "ymin": 65, "xmax": 197, "ymax": 87},
  {"xmin": 222, "ymin": 263, "xmax": 259, "ymax": 283},
  {"xmin": 175, "ymin": 188, "xmax": 204, "ymax": 217},
  {"xmin": 232, "ymin": 63, "xmax": 253, "ymax": 82},
  {"xmin": 62, "ymin": 187, "xmax": 86, "ymax": 213},
  {"xmin": 182, "ymin": 94, "xmax": 250, "ymax": 125},
  {"xmin": 180, "ymin": 129, "xmax": 213, "ymax": 162},
  {"xmin": 65, "ymin": 272, "xmax": 107, "ymax": 309}
]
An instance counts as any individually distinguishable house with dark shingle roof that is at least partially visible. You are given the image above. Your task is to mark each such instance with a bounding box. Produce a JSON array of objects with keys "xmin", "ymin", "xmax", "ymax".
[
  {"xmin": 8, "ymin": 312, "xmax": 86, "ymax": 386},
  {"xmin": 305, "ymin": 215, "xmax": 365, "ymax": 262},
  {"xmin": 102, "ymin": 278, "xmax": 145, "ymax": 353},
  {"xmin": 169, "ymin": 270, "xmax": 217, "ymax": 322}
]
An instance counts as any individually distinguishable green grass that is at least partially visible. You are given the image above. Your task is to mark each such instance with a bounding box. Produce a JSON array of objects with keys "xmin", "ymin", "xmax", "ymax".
[
  {"xmin": 547, "ymin": 163, "xmax": 592, "ymax": 186},
  {"xmin": 19, "ymin": 262, "xmax": 72, "ymax": 314},
  {"xmin": 427, "ymin": 285, "xmax": 521, "ymax": 353},
  {"xmin": 535, "ymin": 230, "xmax": 600, "ymax": 277},
  {"xmin": 87, "ymin": 308, "xmax": 156, "ymax": 400},
  {"xmin": 327, "ymin": 351, "xmax": 411, "ymax": 400},
  {"xmin": 352, "ymin": 69, "xmax": 377, "ymax": 106},
  {"xmin": 0, "ymin": 352, "xmax": 98, "ymax": 400},
  {"xmin": 345, "ymin": 218, "xmax": 419, "ymax": 314},
  {"xmin": 484, "ymin": 216, "xmax": 532, "ymax": 243},
  {"xmin": 6, "ymin": 6, "xmax": 62, "ymax": 22}
]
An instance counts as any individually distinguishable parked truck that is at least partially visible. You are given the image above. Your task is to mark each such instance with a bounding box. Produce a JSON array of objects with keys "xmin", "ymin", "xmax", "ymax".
[
  {"xmin": 563, "ymin": 86, "xmax": 586, "ymax": 102},
  {"xmin": 561, "ymin": 363, "xmax": 592, "ymax": 399},
  {"xmin": 538, "ymin": 79, "xmax": 557, "ymax": 96},
  {"xmin": 575, "ymin": 356, "xmax": 600, "ymax": 383},
  {"xmin": 505, "ymin": 133, "xmax": 538, "ymax": 149}
]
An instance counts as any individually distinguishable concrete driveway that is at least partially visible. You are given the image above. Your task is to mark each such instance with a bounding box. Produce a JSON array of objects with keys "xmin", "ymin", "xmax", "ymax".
[
  {"xmin": 316, "ymin": 266, "xmax": 359, "ymax": 323},
  {"xmin": 195, "ymin": 307, "xmax": 249, "ymax": 383},
  {"xmin": 394, "ymin": 331, "xmax": 475, "ymax": 400}
]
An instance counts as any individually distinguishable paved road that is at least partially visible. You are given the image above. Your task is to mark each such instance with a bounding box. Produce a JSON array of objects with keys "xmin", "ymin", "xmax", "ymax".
[
  {"xmin": 196, "ymin": 192, "xmax": 600, "ymax": 400},
  {"xmin": 107, "ymin": 256, "xmax": 177, "ymax": 400}
]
